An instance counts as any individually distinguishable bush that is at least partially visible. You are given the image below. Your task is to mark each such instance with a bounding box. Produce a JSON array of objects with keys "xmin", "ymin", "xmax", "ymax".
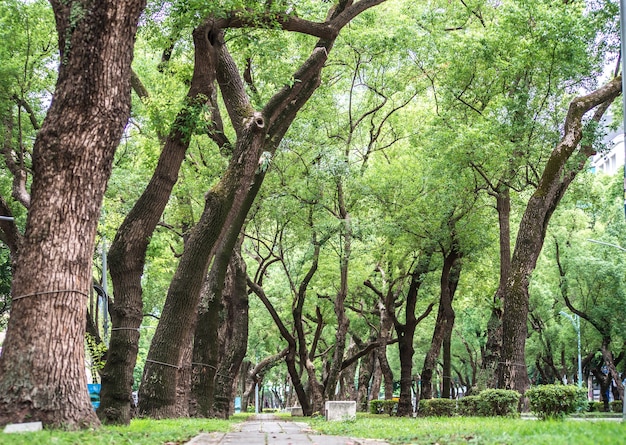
[
  {"xmin": 419, "ymin": 398, "xmax": 456, "ymax": 417},
  {"xmin": 587, "ymin": 401, "xmax": 605, "ymax": 412},
  {"xmin": 526, "ymin": 384, "xmax": 588, "ymax": 420},
  {"xmin": 369, "ymin": 399, "xmax": 398, "ymax": 415},
  {"xmin": 478, "ymin": 389, "xmax": 521, "ymax": 417},
  {"xmin": 457, "ymin": 395, "xmax": 482, "ymax": 416},
  {"xmin": 610, "ymin": 400, "xmax": 623, "ymax": 413}
]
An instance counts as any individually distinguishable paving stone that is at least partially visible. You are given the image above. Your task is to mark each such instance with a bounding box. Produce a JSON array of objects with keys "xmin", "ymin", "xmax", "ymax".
[{"xmin": 184, "ymin": 415, "xmax": 389, "ymax": 445}]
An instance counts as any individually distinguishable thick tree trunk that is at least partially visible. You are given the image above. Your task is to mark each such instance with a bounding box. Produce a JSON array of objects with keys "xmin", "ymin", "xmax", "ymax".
[
  {"xmin": 190, "ymin": 279, "xmax": 222, "ymax": 417},
  {"xmin": 0, "ymin": 0, "xmax": 145, "ymax": 428},
  {"xmin": 339, "ymin": 341, "xmax": 359, "ymax": 401},
  {"xmin": 356, "ymin": 349, "xmax": 376, "ymax": 411},
  {"xmin": 139, "ymin": 0, "xmax": 388, "ymax": 419},
  {"xmin": 498, "ymin": 77, "xmax": 621, "ymax": 393},
  {"xmin": 99, "ymin": 24, "xmax": 217, "ymax": 425},
  {"xmin": 212, "ymin": 243, "xmax": 249, "ymax": 419},
  {"xmin": 138, "ymin": 108, "xmax": 266, "ymax": 417}
]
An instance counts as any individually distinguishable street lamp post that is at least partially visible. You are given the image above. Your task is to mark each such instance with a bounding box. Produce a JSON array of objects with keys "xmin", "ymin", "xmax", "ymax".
[{"xmin": 560, "ymin": 311, "xmax": 582, "ymax": 389}]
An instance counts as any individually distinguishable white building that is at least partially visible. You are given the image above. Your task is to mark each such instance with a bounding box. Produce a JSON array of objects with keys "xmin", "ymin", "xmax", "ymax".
[{"xmin": 591, "ymin": 130, "xmax": 625, "ymax": 175}]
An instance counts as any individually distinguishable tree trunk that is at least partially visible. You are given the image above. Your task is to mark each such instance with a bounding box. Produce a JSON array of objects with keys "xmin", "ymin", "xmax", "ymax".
[
  {"xmin": 99, "ymin": 24, "xmax": 217, "ymax": 425},
  {"xmin": 498, "ymin": 78, "xmax": 621, "ymax": 393},
  {"xmin": 212, "ymin": 243, "xmax": 249, "ymax": 419},
  {"xmin": 482, "ymin": 188, "xmax": 510, "ymax": 388},
  {"xmin": 356, "ymin": 349, "xmax": 376, "ymax": 411},
  {"xmin": 190, "ymin": 279, "xmax": 222, "ymax": 417},
  {"xmin": 138, "ymin": 107, "xmax": 266, "ymax": 417},
  {"xmin": 442, "ymin": 330, "xmax": 452, "ymax": 399},
  {"xmin": 325, "ymin": 184, "xmax": 351, "ymax": 401},
  {"xmin": 420, "ymin": 245, "xmax": 461, "ymax": 399},
  {"xmin": 395, "ymin": 250, "xmax": 434, "ymax": 416},
  {"xmin": 0, "ymin": 0, "xmax": 145, "ymax": 429}
]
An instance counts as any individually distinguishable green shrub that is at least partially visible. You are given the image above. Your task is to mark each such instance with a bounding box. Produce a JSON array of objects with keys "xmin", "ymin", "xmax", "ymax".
[
  {"xmin": 369, "ymin": 399, "xmax": 398, "ymax": 415},
  {"xmin": 610, "ymin": 400, "xmax": 623, "ymax": 413},
  {"xmin": 526, "ymin": 384, "xmax": 587, "ymax": 420},
  {"xmin": 419, "ymin": 398, "xmax": 456, "ymax": 417},
  {"xmin": 478, "ymin": 389, "xmax": 520, "ymax": 417},
  {"xmin": 457, "ymin": 395, "xmax": 482, "ymax": 416},
  {"xmin": 587, "ymin": 401, "xmax": 605, "ymax": 412}
]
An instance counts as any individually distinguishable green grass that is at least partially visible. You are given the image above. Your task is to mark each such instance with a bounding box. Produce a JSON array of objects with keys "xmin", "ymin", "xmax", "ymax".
[
  {"xmin": 0, "ymin": 416, "xmax": 242, "ymax": 445},
  {"xmin": 4, "ymin": 413, "xmax": 625, "ymax": 445},
  {"xmin": 305, "ymin": 414, "xmax": 626, "ymax": 445}
]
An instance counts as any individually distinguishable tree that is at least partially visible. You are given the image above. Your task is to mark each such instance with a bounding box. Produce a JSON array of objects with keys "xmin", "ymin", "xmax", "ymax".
[
  {"xmin": 498, "ymin": 76, "xmax": 621, "ymax": 393},
  {"xmin": 99, "ymin": 20, "xmax": 220, "ymax": 425},
  {"xmin": 138, "ymin": 0, "xmax": 389, "ymax": 418},
  {"xmin": 0, "ymin": 0, "xmax": 145, "ymax": 428}
]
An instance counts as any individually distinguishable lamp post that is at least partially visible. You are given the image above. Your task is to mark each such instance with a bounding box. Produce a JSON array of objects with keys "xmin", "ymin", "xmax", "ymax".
[{"xmin": 560, "ymin": 311, "xmax": 582, "ymax": 389}]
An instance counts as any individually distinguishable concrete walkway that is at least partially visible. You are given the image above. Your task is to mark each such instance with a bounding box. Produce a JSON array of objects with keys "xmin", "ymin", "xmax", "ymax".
[{"xmin": 185, "ymin": 414, "xmax": 389, "ymax": 445}]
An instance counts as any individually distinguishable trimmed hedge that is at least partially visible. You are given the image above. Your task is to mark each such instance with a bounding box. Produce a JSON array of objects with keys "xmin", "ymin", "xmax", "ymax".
[
  {"xmin": 419, "ymin": 389, "xmax": 521, "ymax": 417},
  {"xmin": 369, "ymin": 399, "xmax": 398, "ymax": 415},
  {"xmin": 419, "ymin": 398, "xmax": 456, "ymax": 417},
  {"xmin": 526, "ymin": 384, "xmax": 588, "ymax": 420},
  {"xmin": 587, "ymin": 401, "xmax": 606, "ymax": 412},
  {"xmin": 610, "ymin": 400, "xmax": 623, "ymax": 413},
  {"xmin": 457, "ymin": 395, "xmax": 482, "ymax": 416},
  {"xmin": 478, "ymin": 389, "xmax": 520, "ymax": 417}
]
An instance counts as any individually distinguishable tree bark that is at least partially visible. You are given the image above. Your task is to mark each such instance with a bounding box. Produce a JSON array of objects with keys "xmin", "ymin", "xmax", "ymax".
[
  {"xmin": 138, "ymin": 0, "xmax": 388, "ymax": 418},
  {"xmin": 189, "ymin": 278, "xmax": 222, "ymax": 417},
  {"xmin": 99, "ymin": 24, "xmax": 218, "ymax": 425},
  {"xmin": 325, "ymin": 183, "xmax": 351, "ymax": 401},
  {"xmin": 212, "ymin": 242, "xmax": 249, "ymax": 418},
  {"xmin": 420, "ymin": 244, "xmax": 461, "ymax": 399},
  {"xmin": 395, "ymin": 250, "xmax": 435, "ymax": 416},
  {"xmin": 356, "ymin": 348, "xmax": 376, "ymax": 411},
  {"xmin": 0, "ymin": 0, "xmax": 145, "ymax": 428},
  {"xmin": 498, "ymin": 77, "xmax": 621, "ymax": 393},
  {"xmin": 482, "ymin": 188, "xmax": 510, "ymax": 388}
]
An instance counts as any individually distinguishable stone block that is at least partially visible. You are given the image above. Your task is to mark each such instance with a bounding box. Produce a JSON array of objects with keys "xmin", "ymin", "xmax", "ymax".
[
  {"xmin": 3, "ymin": 421, "xmax": 43, "ymax": 433},
  {"xmin": 324, "ymin": 400, "xmax": 356, "ymax": 421},
  {"xmin": 290, "ymin": 406, "xmax": 303, "ymax": 416}
]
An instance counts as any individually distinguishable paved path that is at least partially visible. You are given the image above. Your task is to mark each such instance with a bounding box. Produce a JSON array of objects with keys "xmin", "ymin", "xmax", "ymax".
[{"xmin": 185, "ymin": 414, "xmax": 389, "ymax": 445}]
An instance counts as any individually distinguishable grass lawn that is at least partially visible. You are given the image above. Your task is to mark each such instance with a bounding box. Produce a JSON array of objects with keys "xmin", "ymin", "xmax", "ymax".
[
  {"xmin": 306, "ymin": 414, "xmax": 626, "ymax": 445},
  {"xmin": 0, "ymin": 415, "xmax": 242, "ymax": 445},
  {"xmin": 3, "ymin": 412, "xmax": 625, "ymax": 444}
]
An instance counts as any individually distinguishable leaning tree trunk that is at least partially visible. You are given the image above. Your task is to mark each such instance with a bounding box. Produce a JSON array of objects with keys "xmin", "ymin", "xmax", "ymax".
[
  {"xmin": 421, "ymin": 245, "xmax": 461, "ymax": 400},
  {"xmin": 212, "ymin": 242, "xmax": 249, "ymax": 419},
  {"xmin": 138, "ymin": 110, "xmax": 266, "ymax": 418},
  {"xmin": 99, "ymin": 24, "xmax": 218, "ymax": 425},
  {"xmin": 498, "ymin": 77, "xmax": 621, "ymax": 393},
  {"xmin": 139, "ymin": 0, "xmax": 388, "ymax": 418},
  {"xmin": 0, "ymin": 0, "xmax": 145, "ymax": 429},
  {"xmin": 190, "ymin": 278, "xmax": 222, "ymax": 417}
]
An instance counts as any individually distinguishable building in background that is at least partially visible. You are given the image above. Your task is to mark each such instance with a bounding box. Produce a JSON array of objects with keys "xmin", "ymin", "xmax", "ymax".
[{"xmin": 591, "ymin": 128, "xmax": 625, "ymax": 175}]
